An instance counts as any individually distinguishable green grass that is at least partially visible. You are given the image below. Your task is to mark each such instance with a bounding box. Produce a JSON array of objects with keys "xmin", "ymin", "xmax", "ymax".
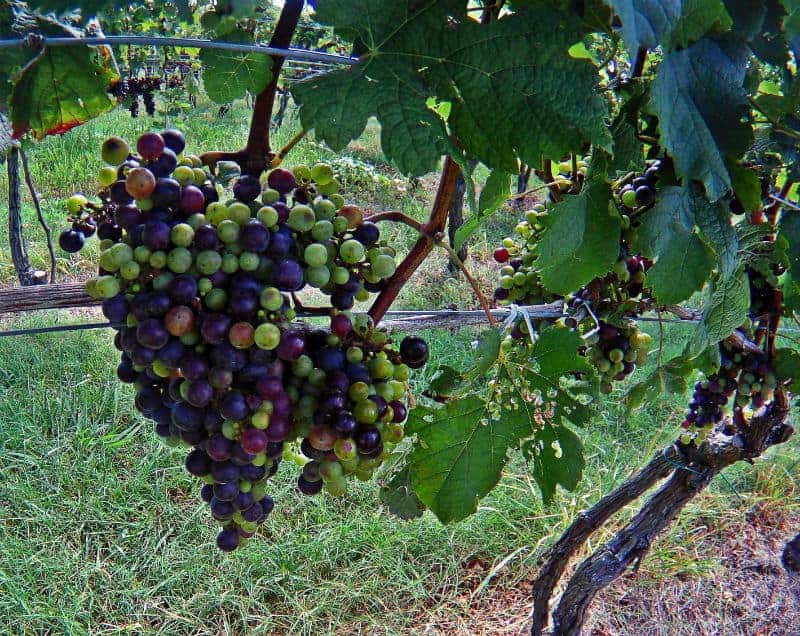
[{"xmin": 0, "ymin": 99, "xmax": 798, "ymax": 634}]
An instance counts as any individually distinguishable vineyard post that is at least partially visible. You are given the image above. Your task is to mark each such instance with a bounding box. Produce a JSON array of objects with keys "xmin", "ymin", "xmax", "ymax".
[{"xmin": 7, "ymin": 143, "xmax": 45, "ymax": 286}]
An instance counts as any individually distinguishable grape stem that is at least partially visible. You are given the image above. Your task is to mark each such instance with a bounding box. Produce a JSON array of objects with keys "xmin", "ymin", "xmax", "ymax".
[
  {"xmin": 367, "ymin": 156, "xmax": 463, "ymax": 323},
  {"xmin": 366, "ymin": 209, "xmax": 496, "ymax": 325},
  {"xmin": 271, "ymin": 129, "xmax": 307, "ymax": 168}
]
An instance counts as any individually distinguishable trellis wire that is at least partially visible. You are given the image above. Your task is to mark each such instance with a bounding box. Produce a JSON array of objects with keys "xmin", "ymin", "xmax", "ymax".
[{"xmin": 0, "ymin": 36, "xmax": 359, "ymax": 66}]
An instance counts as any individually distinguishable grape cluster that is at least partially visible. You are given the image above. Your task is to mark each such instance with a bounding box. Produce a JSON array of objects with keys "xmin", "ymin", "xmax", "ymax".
[
  {"xmin": 585, "ymin": 321, "xmax": 652, "ymax": 393},
  {"xmin": 493, "ymin": 204, "xmax": 559, "ymax": 307},
  {"xmin": 617, "ymin": 159, "xmax": 662, "ymax": 210},
  {"xmin": 61, "ymin": 129, "xmax": 427, "ymax": 551},
  {"xmin": 682, "ymin": 335, "xmax": 777, "ymax": 441},
  {"xmin": 110, "ymin": 77, "xmax": 168, "ymax": 118}
]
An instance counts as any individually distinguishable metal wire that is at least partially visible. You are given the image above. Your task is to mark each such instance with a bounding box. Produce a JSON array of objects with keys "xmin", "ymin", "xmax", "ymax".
[{"xmin": 0, "ymin": 36, "xmax": 359, "ymax": 66}]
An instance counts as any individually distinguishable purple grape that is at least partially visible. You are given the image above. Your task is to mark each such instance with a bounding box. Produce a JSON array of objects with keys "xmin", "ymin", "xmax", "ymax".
[
  {"xmin": 213, "ymin": 481, "xmax": 239, "ymax": 502},
  {"xmin": 320, "ymin": 392, "xmax": 346, "ymax": 414},
  {"xmin": 209, "ymin": 343, "xmax": 248, "ymax": 371},
  {"xmin": 102, "ymin": 295, "xmax": 129, "ymax": 324},
  {"xmin": 242, "ymin": 502, "xmax": 264, "ymax": 522},
  {"xmin": 220, "ymin": 391, "xmax": 249, "ymax": 421},
  {"xmin": 327, "ymin": 370, "xmax": 350, "ymax": 394},
  {"xmin": 255, "ymin": 376, "xmax": 284, "ymax": 400},
  {"xmin": 170, "ymin": 275, "xmax": 198, "ymax": 304},
  {"xmin": 142, "ymin": 220, "xmax": 171, "ymax": 250},
  {"xmin": 180, "ymin": 185, "xmax": 205, "ymax": 215},
  {"xmin": 217, "ymin": 528, "xmax": 240, "ymax": 551},
  {"xmin": 206, "ymin": 434, "xmax": 233, "ymax": 462},
  {"xmin": 204, "ymin": 411, "xmax": 224, "ymax": 434},
  {"xmin": 156, "ymin": 339, "xmax": 186, "ymax": 367},
  {"xmin": 97, "ymin": 222, "xmax": 122, "ymax": 241},
  {"xmin": 210, "ymin": 460, "xmax": 240, "ymax": 483},
  {"xmin": 148, "ymin": 148, "xmax": 178, "ymax": 177},
  {"xmin": 135, "ymin": 385, "xmax": 162, "ymax": 414},
  {"xmin": 171, "ymin": 401, "xmax": 205, "ymax": 432},
  {"xmin": 209, "ymin": 367, "xmax": 234, "ymax": 390},
  {"xmin": 151, "ymin": 178, "xmax": 181, "ymax": 207},
  {"xmin": 233, "ymin": 174, "xmax": 262, "ymax": 202},
  {"xmin": 389, "ymin": 400, "xmax": 407, "ymax": 422},
  {"xmin": 117, "ymin": 359, "xmax": 137, "ymax": 383},
  {"xmin": 268, "ymin": 227, "xmax": 293, "ymax": 258},
  {"xmin": 240, "ymin": 464, "xmax": 266, "ymax": 482},
  {"xmin": 200, "ymin": 313, "xmax": 232, "ymax": 344},
  {"xmin": 400, "ymin": 336, "xmax": 429, "ymax": 368},
  {"xmin": 161, "ymin": 129, "xmax": 186, "ymax": 154},
  {"xmin": 331, "ymin": 290, "xmax": 354, "ymax": 310},
  {"xmin": 333, "ymin": 410, "xmax": 358, "ymax": 436},
  {"xmin": 58, "ymin": 229, "xmax": 86, "ymax": 253},
  {"xmin": 194, "ymin": 225, "xmax": 219, "ymax": 250},
  {"xmin": 185, "ymin": 449, "xmax": 211, "ymax": 476},
  {"xmin": 272, "ymin": 260, "xmax": 304, "ymax": 291},
  {"xmin": 265, "ymin": 416, "xmax": 289, "ymax": 441},
  {"xmin": 353, "ymin": 222, "xmax": 379, "ymax": 246},
  {"xmin": 145, "ymin": 292, "xmax": 171, "ymax": 317},
  {"xmin": 186, "ymin": 379, "xmax": 214, "ymax": 407},
  {"xmin": 233, "ymin": 492, "xmax": 255, "ymax": 511},
  {"xmin": 228, "ymin": 293, "xmax": 259, "ymax": 318},
  {"xmin": 239, "ymin": 221, "xmax": 271, "ymax": 252},
  {"xmin": 267, "ymin": 168, "xmax": 297, "ymax": 194},
  {"xmin": 201, "ymin": 183, "xmax": 219, "ymax": 204},
  {"xmin": 356, "ymin": 427, "xmax": 381, "ymax": 452},
  {"xmin": 114, "ymin": 205, "xmax": 142, "ymax": 229},
  {"xmin": 273, "ymin": 202, "xmax": 290, "ymax": 224},
  {"xmin": 277, "ymin": 330, "xmax": 305, "ymax": 361},
  {"xmin": 317, "ymin": 346, "xmax": 346, "ymax": 372},
  {"xmin": 180, "ymin": 353, "xmax": 210, "ymax": 380},
  {"xmin": 210, "ymin": 498, "xmax": 235, "ymax": 521},
  {"xmin": 369, "ymin": 395, "xmax": 388, "ymax": 419},
  {"xmin": 130, "ymin": 345, "xmax": 156, "ymax": 366},
  {"xmin": 136, "ymin": 318, "xmax": 169, "ymax": 350},
  {"xmin": 230, "ymin": 442, "xmax": 257, "ymax": 466},
  {"xmin": 298, "ymin": 476, "xmax": 323, "ymax": 495},
  {"xmin": 260, "ymin": 496, "xmax": 274, "ymax": 516},
  {"xmin": 346, "ymin": 363, "xmax": 371, "ymax": 384},
  {"xmin": 200, "ymin": 484, "xmax": 214, "ymax": 502},
  {"xmin": 110, "ymin": 180, "xmax": 134, "ymax": 205}
]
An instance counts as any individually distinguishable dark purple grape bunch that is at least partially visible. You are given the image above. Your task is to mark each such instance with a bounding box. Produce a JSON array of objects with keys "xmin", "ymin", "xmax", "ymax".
[
  {"xmin": 62, "ymin": 130, "xmax": 428, "ymax": 551},
  {"xmin": 618, "ymin": 159, "xmax": 662, "ymax": 211}
]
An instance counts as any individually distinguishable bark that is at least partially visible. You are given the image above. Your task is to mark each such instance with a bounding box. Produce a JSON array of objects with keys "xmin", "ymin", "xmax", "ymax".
[
  {"xmin": 531, "ymin": 402, "xmax": 792, "ymax": 636},
  {"xmin": 447, "ymin": 171, "xmax": 468, "ymax": 273},
  {"xmin": 0, "ymin": 281, "xmax": 97, "ymax": 313}
]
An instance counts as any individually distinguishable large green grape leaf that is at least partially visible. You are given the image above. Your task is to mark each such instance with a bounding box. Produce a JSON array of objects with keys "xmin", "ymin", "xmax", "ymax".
[
  {"xmin": 610, "ymin": 0, "xmax": 732, "ymax": 57},
  {"xmin": 778, "ymin": 210, "xmax": 800, "ymax": 310},
  {"xmin": 773, "ymin": 347, "xmax": 800, "ymax": 393},
  {"xmin": 648, "ymin": 37, "xmax": 752, "ymax": 202},
  {"xmin": 200, "ymin": 32, "xmax": 273, "ymax": 104},
  {"xmin": 293, "ymin": 1, "xmax": 611, "ymax": 176},
  {"xmin": 625, "ymin": 357, "xmax": 692, "ymax": 412},
  {"xmin": 634, "ymin": 186, "xmax": 715, "ymax": 304},
  {"xmin": 534, "ymin": 180, "xmax": 620, "ymax": 295},
  {"xmin": 379, "ymin": 465, "xmax": 425, "ymax": 520},
  {"xmin": 693, "ymin": 190, "xmax": 739, "ymax": 279},
  {"xmin": 522, "ymin": 423, "xmax": 584, "ymax": 504},
  {"xmin": 406, "ymin": 395, "xmax": 532, "ymax": 524},
  {"xmin": 691, "ymin": 266, "xmax": 750, "ymax": 351},
  {"xmin": 454, "ymin": 169, "xmax": 512, "ymax": 252},
  {"xmin": 10, "ymin": 42, "xmax": 118, "ymax": 139}
]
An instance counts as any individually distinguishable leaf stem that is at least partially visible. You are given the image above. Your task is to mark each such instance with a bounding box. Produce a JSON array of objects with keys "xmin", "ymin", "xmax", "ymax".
[{"xmin": 271, "ymin": 129, "xmax": 307, "ymax": 167}]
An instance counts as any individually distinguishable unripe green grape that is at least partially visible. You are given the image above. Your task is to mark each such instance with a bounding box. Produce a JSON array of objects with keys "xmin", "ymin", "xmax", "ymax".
[
  {"xmin": 370, "ymin": 357, "xmax": 394, "ymax": 380},
  {"xmin": 393, "ymin": 364, "xmax": 410, "ymax": 382},
  {"xmin": 608, "ymin": 348, "xmax": 624, "ymax": 363},
  {"xmin": 119, "ymin": 260, "xmax": 140, "ymax": 280},
  {"xmin": 313, "ymin": 198, "xmax": 337, "ymax": 221},
  {"xmin": 259, "ymin": 287, "xmax": 283, "ymax": 311},
  {"xmin": 99, "ymin": 250, "xmax": 119, "ymax": 272},
  {"xmin": 311, "ymin": 220, "xmax": 334, "ymax": 242},
  {"xmin": 192, "ymin": 168, "xmax": 207, "ymax": 185},
  {"xmin": 293, "ymin": 165, "xmax": 312, "ymax": 182},
  {"xmin": 355, "ymin": 287, "xmax": 369, "ymax": 302},
  {"xmin": 293, "ymin": 355, "xmax": 314, "ymax": 378},
  {"xmin": 99, "ymin": 239, "xmax": 114, "ymax": 252},
  {"xmin": 171, "ymin": 223, "xmax": 194, "ymax": 247},
  {"xmin": 186, "ymin": 213, "xmax": 206, "ymax": 230},
  {"xmin": 329, "ymin": 193, "xmax": 345, "ymax": 208},
  {"xmin": 257, "ymin": 206, "xmax": 279, "ymax": 227},
  {"xmin": 624, "ymin": 349, "xmax": 637, "ymax": 363},
  {"xmin": 206, "ymin": 202, "xmax": 229, "ymax": 225},
  {"xmin": 239, "ymin": 251, "xmax": 260, "ymax": 271},
  {"xmin": 110, "ymin": 242, "xmax": 133, "ymax": 264},
  {"xmin": 261, "ymin": 188, "xmax": 280, "ymax": 205},
  {"xmin": 197, "ymin": 277, "xmax": 213, "ymax": 295},
  {"xmin": 180, "ymin": 330, "xmax": 200, "ymax": 346},
  {"xmin": 348, "ymin": 382, "xmax": 370, "ymax": 403},
  {"xmin": 95, "ymin": 275, "xmax": 120, "ymax": 299},
  {"xmin": 98, "ymin": 166, "xmax": 118, "ymax": 187},
  {"xmin": 85, "ymin": 279, "xmax": 100, "ymax": 299},
  {"xmin": 311, "ymin": 163, "xmax": 334, "ymax": 185},
  {"xmin": 332, "ymin": 215, "xmax": 348, "ymax": 235},
  {"xmin": 375, "ymin": 381, "xmax": 394, "ymax": 402},
  {"xmin": 196, "ymin": 250, "xmax": 222, "ymax": 275},
  {"xmin": 167, "ymin": 247, "xmax": 192, "ymax": 273},
  {"xmin": 340, "ymin": 240, "xmax": 365, "ymax": 264},
  {"xmin": 152, "ymin": 272, "xmax": 174, "ymax": 291},
  {"xmin": 151, "ymin": 359, "xmax": 171, "ymax": 378},
  {"xmin": 346, "ymin": 346, "xmax": 363, "ymax": 363},
  {"xmin": 305, "ymin": 265, "xmax": 331, "ymax": 288},
  {"xmin": 254, "ymin": 323, "xmax": 281, "ymax": 350},
  {"xmin": 334, "ymin": 438, "xmax": 357, "ymax": 462},
  {"xmin": 228, "ymin": 202, "xmax": 251, "ymax": 226},
  {"xmin": 221, "ymin": 253, "xmax": 239, "ymax": 274},
  {"xmin": 384, "ymin": 423, "xmax": 404, "ymax": 444},
  {"xmin": 363, "ymin": 268, "xmax": 381, "ymax": 285},
  {"xmin": 205, "ymin": 288, "xmax": 227, "ymax": 311},
  {"xmin": 217, "ymin": 220, "xmax": 239, "ymax": 244},
  {"xmin": 317, "ymin": 179, "xmax": 340, "ymax": 196},
  {"xmin": 288, "ymin": 205, "xmax": 316, "ymax": 232},
  {"xmin": 303, "ymin": 243, "xmax": 329, "ymax": 268},
  {"xmin": 389, "ymin": 380, "xmax": 406, "ymax": 400},
  {"xmin": 66, "ymin": 194, "xmax": 88, "ymax": 213},
  {"xmin": 173, "ymin": 165, "xmax": 195, "ymax": 186},
  {"xmin": 371, "ymin": 254, "xmax": 396, "ymax": 279},
  {"xmin": 251, "ymin": 410, "xmax": 270, "ymax": 431}
]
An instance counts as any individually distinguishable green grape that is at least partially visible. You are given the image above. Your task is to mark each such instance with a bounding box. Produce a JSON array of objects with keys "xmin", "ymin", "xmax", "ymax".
[
  {"xmin": 330, "ymin": 193, "xmax": 345, "ymax": 208},
  {"xmin": 311, "ymin": 220, "xmax": 334, "ymax": 242},
  {"xmin": 302, "ymin": 243, "xmax": 327, "ymax": 268},
  {"xmin": 334, "ymin": 438, "xmax": 357, "ymax": 461},
  {"xmin": 95, "ymin": 275, "xmax": 120, "ymax": 298},
  {"xmin": 324, "ymin": 476, "xmax": 348, "ymax": 496},
  {"xmin": 311, "ymin": 163, "xmax": 334, "ymax": 185},
  {"xmin": 608, "ymin": 349, "xmax": 624, "ymax": 363},
  {"xmin": 261, "ymin": 188, "xmax": 280, "ymax": 205},
  {"xmin": 196, "ymin": 250, "xmax": 222, "ymax": 275},
  {"xmin": 221, "ymin": 252, "xmax": 239, "ymax": 274},
  {"xmin": 257, "ymin": 206, "xmax": 279, "ymax": 227},
  {"xmin": 319, "ymin": 460, "xmax": 344, "ymax": 481},
  {"xmin": 173, "ymin": 165, "xmax": 195, "ymax": 186},
  {"xmin": 332, "ymin": 215, "xmax": 349, "ymax": 235},
  {"xmin": 288, "ymin": 205, "xmax": 316, "ymax": 232},
  {"xmin": 238, "ymin": 251, "xmax": 259, "ymax": 271},
  {"xmin": 305, "ymin": 266, "xmax": 331, "ymax": 287},
  {"xmin": 393, "ymin": 364, "xmax": 410, "ymax": 381},
  {"xmin": 171, "ymin": 223, "xmax": 194, "ymax": 247},
  {"xmin": 98, "ymin": 166, "xmax": 118, "ymax": 187},
  {"xmin": 217, "ymin": 219, "xmax": 240, "ymax": 244},
  {"xmin": 621, "ymin": 188, "xmax": 637, "ymax": 207},
  {"xmin": 317, "ymin": 179, "xmax": 340, "ymax": 196},
  {"xmin": 259, "ymin": 287, "xmax": 283, "ymax": 311},
  {"xmin": 254, "ymin": 323, "xmax": 281, "ymax": 349},
  {"xmin": 313, "ymin": 198, "xmax": 337, "ymax": 221},
  {"xmin": 293, "ymin": 165, "xmax": 312, "ymax": 182},
  {"xmin": 331, "ymin": 266, "xmax": 350, "ymax": 285},
  {"xmin": 152, "ymin": 272, "xmax": 174, "ymax": 291},
  {"xmin": 192, "ymin": 168, "xmax": 207, "ymax": 185},
  {"xmin": 371, "ymin": 254, "xmax": 396, "ymax": 279},
  {"xmin": 99, "ymin": 250, "xmax": 119, "ymax": 272},
  {"xmin": 198, "ymin": 277, "xmax": 213, "ymax": 294},
  {"xmin": 339, "ymin": 239, "xmax": 365, "ymax": 264},
  {"xmin": 346, "ymin": 346, "xmax": 363, "ymax": 363},
  {"xmin": 228, "ymin": 202, "xmax": 251, "ymax": 225},
  {"xmin": 66, "ymin": 194, "xmax": 88, "ymax": 214},
  {"xmin": 138, "ymin": 198, "xmax": 153, "ymax": 211},
  {"xmin": 167, "ymin": 247, "xmax": 192, "ymax": 273},
  {"xmin": 101, "ymin": 136, "xmax": 130, "ymax": 165},
  {"xmin": 119, "ymin": 260, "xmax": 140, "ymax": 280},
  {"xmin": 205, "ymin": 288, "xmax": 227, "ymax": 311},
  {"xmin": 206, "ymin": 202, "xmax": 229, "ymax": 225}
]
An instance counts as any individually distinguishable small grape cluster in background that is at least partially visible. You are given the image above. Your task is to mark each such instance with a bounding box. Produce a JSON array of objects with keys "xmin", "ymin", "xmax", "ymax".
[{"xmin": 59, "ymin": 130, "xmax": 428, "ymax": 551}]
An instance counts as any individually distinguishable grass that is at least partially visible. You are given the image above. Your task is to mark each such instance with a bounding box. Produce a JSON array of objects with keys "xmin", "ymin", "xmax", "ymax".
[{"xmin": 0, "ymin": 99, "xmax": 798, "ymax": 635}]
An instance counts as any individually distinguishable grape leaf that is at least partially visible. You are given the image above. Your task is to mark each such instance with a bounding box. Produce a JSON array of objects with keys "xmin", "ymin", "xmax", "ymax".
[
  {"xmin": 648, "ymin": 37, "xmax": 752, "ymax": 202},
  {"xmin": 728, "ymin": 163, "xmax": 763, "ymax": 212},
  {"xmin": 534, "ymin": 180, "xmax": 620, "ymax": 295},
  {"xmin": 610, "ymin": 0, "xmax": 732, "ymax": 57},
  {"xmin": 693, "ymin": 189, "xmax": 739, "ymax": 279},
  {"xmin": 406, "ymin": 395, "xmax": 532, "ymax": 524},
  {"xmin": 778, "ymin": 210, "xmax": 800, "ymax": 277},
  {"xmin": 454, "ymin": 169, "xmax": 511, "ymax": 252},
  {"xmin": 293, "ymin": 2, "xmax": 610, "ymax": 176},
  {"xmin": 634, "ymin": 186, "xmax": 715, "ymax": 304},
  {"xmin": 691, "ymin": 266, "xmax": 750, "ymax": 351},
  {"xmin": 497, "ymin": 326, "xmax": 598, "ymax": 429},
  {"xmin": 200, "ymin": 33, "xmax": 273, "ymax": 104},
  {"xmin": 379, "ymin": 465, "xmax": 425, "ymax": 520},
  {"xmin": 625, "ymin": 357, "xmax": 691, "ymax": 412},
  {"xmin": 10, "ymin": 42, "xmax": 118, "ymax": 139},
  {"xmin": 522, "ymin": 423, "xmax": 584, "ymax": 504},
  {"xmin": 773, "ymin": 347, "xmax": 800, "ymax": 393}
]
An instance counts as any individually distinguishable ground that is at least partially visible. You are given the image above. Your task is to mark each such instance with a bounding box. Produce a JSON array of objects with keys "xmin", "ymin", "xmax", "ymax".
[{"xmin": 0, "ymin": 100, "xmax": 798, "ymax": 635}]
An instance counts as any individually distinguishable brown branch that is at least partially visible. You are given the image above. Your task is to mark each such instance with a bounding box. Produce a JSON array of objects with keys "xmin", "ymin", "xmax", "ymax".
[
  {"xmin": 200, "ymin": 150, "xmax": 246, "ymax": 171},
  {"xmin": 19, "ymin": 147, "xmax": 56, "ymax": 284},
  {"xmin": 529, "ymin": 447, "xmax": 677, "ymax": 634},
  {"xmin": 368, "ymin": 156, "xmax": 462, "ymax": 322},
  {"xmin": 0, "ymin": 281, "xmax": 97, "ymax": 313},
  {"xmin": 241, "ymin": 0, "xmax": 303, "ymax": 175},
  {"xmin": 271, "ymin": 128, "xmax": 307, "ymax": 168}
]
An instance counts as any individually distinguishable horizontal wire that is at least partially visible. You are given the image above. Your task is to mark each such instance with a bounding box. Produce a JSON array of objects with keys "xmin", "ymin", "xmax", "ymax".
[{"xmin": 0, "ymin": 36, "xmax": 359, "ymax": 65}]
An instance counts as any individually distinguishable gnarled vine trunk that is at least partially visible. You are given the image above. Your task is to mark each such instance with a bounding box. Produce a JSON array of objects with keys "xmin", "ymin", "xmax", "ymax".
[
  {"xmin": 7, "ymin": 144, "xmax": 45, "ymax": 286},
  {"xmin": 530, "ymin": 400, "xmax": 794, "ymax": 635}
]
